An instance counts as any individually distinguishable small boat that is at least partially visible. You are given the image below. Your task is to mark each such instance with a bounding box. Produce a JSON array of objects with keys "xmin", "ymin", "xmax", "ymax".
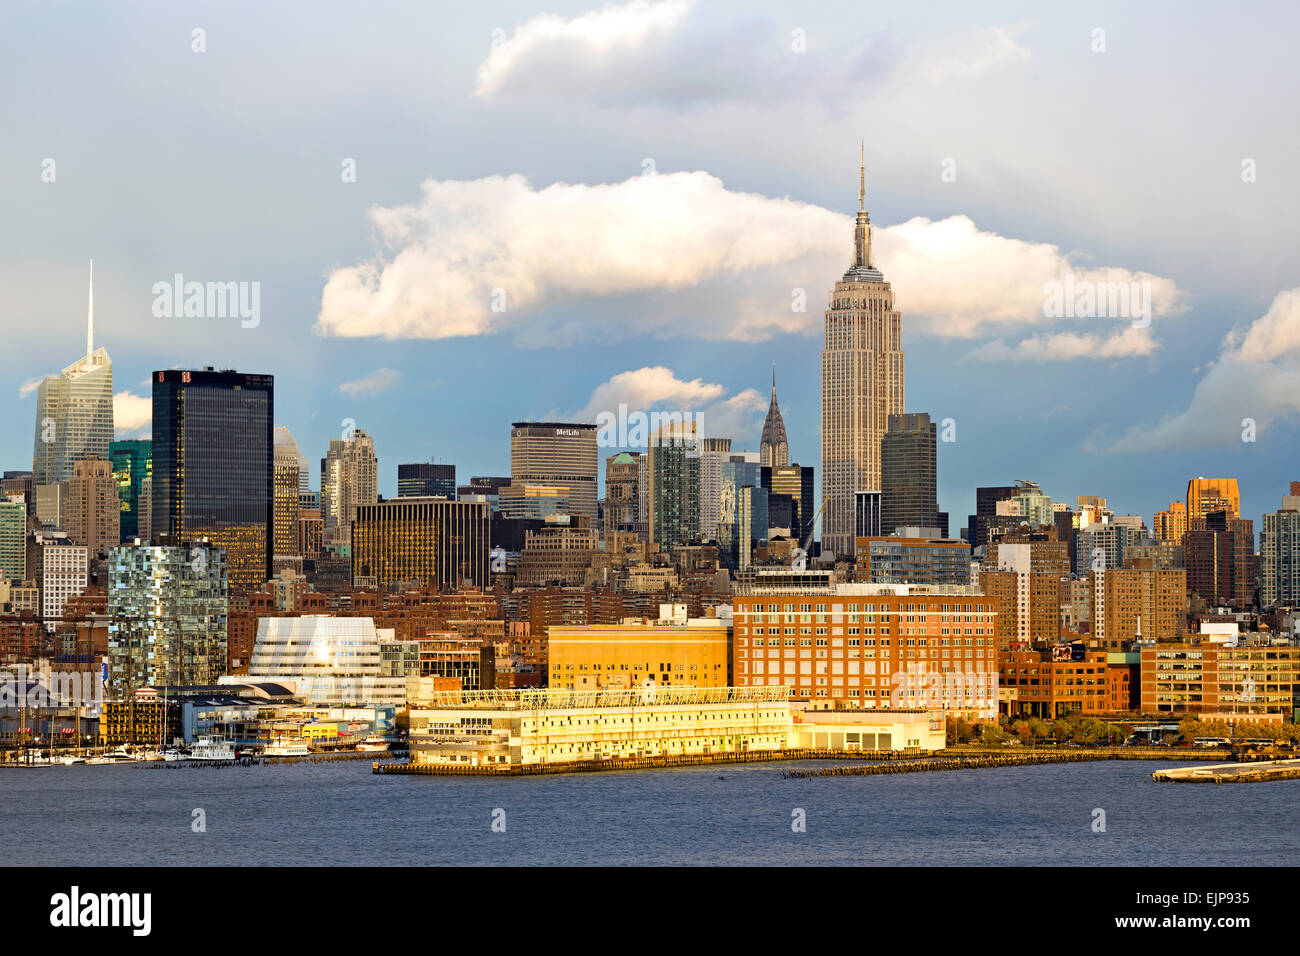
[
  {"xmin": 86, "ymin": 749, "xmax": 138, "ymax": 765},
  {"xmin": 356, "ymin": 735, "xmax": 391, "ymax": 753},
  {"xmin": 60, "ymin": 755, "xmax": 87, "ymax": 765},
  {"xmin": 187, "ymin": 737, "xmax": 238, "ymax": 762},
  {"xmin": 163, "ymin": 749, "xmax": 185, "ymax": 762},
  {"xmin": 263, "ymin": 738, "xmax": 311, "ymax": 758}
]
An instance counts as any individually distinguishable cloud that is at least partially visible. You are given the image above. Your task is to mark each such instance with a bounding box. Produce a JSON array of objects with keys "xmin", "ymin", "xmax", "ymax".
[
  {"xmin": 472, "ymin": 2, "xmax": 1016, "ymax": 108},
  {"xmin": 18, "ymin": 378, "xmax": 42, "ymax": 398},
  {"xmin": 113, "ymin": 391, "xmax": 151, "ymax": 437},
  {"xmin": 967, "ymin": 326, "xmax": 1158, "ymax": 362},
  {"xmin": 916, "ymin": 21, "xmax": 1033, "ymax": 84},
  {"xmin": 572, "ymin": 366, "xmax": 767, "ymax": 444},
  {"xmin": 337, "ymin": 368, "xmax": 402, "ymax": 398},
  {"xmin": 476, "ymin": 0, "xmax": 693, "ymax": 100},
  {"xmin": 318, "ymin": 171, "xmax": 1183, "ymax": 355},
  {"xmin": 1106, "ymin": 288, "xmax": 1300, "ymax": 452}
]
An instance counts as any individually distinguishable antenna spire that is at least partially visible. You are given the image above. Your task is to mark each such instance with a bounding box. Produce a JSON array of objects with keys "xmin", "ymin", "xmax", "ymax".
[
  {"xmin": 86, "ymin": 259, "xmax": 94, "ymax": 358},
  {"xmin": 858, "ymin": 140, "xmax": 865, "ymax": 212}
]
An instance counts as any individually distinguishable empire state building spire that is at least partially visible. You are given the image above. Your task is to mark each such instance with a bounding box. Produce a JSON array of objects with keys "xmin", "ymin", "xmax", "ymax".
[{"xmin": 854, "ymin": 142, "xmax": 872, "ymax": 269}]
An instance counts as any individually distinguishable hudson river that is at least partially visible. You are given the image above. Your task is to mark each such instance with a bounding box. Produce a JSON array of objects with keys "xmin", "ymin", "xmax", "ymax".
[{"xmin": 4, "ymin": 759, "xmax": 1295, "ymax": 865}]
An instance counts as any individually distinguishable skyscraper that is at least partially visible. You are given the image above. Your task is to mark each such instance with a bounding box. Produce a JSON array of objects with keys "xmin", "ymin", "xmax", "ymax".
[
  {"xmin": 604, "ymin": 452, "xmax": 641, "ymax": 534},
  {"xmin": 646, "ymin": 419, "xmax": 701, "ymax": 553},
  {"xmin": 1187, "ymin": 477, "xmax": 1240, "ymax": 521},
  {"xmin": 509, "ymin": 422, "xmax": 598, "ymax": 521},
  {"xmin": 109, "ymin": 439, "xmax": 151, "ymax": 542},
  {"xmin": 820, "ymin": 149, "xmax": 904, "ymax": 558},
  {"xmin": 151, "ymin": 367, "xmax": 274, "ymax": 590},
  {"xmin": 880, "ymin": 412, "xmax": 937, "ymax": 534},
  {"xmin": 274, "ymin": 426, "xmax": 310, "ymax": 494},
  {"xmin": 65, "ymin": 455, "xmax": 120, "ymax": 558},
  {"xmin": 106, "ymin": 541, "xmax": 228, "ymax": 696},
  {"xmin": 698, "ymin": 437, "xmax": 732, "ymax": 540},
  {"xmin": 761, "ymin": 464, "xmax": 815, "ymax": 546},
  {"xmin": 320, "ymin": 429, "xmax": 378, "ymax": 544},
  {"xmin": 760, "ymin": 366, "xmax": 789, "ymax": 468},
  {"xmin": 273, "ymin": 441, "xmax": 302, "ymax": 563},
  {"xmin": 351, "ymin": 497, "xmax": 489, "ymax": 592},
  {"xmin": 32, "ymin": 262, "xmax": 113, "ymax": 486},
  {"xmin": 398, "ymin": 462, "xmax": 457, "ymax": 499},
  {"xmin": 1261, "ymin": 490, "xmax": 1300, "ymax": 608}
]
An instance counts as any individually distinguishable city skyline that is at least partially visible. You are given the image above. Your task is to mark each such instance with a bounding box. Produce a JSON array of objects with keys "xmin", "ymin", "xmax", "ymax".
[{"xmin": 5, "ymin": 2, "xmax": 1300, "ymax": 532}]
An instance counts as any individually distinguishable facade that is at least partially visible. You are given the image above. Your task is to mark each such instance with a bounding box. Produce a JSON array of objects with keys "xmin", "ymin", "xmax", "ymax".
[
  {"xmin": 1260, "ymin": 493, "xmax": 1300, "ymax": 607},
  {"xmin": 32, "ymin": 270, "xmax": 113, "ymax": 486},
  {"xmin": 1140, "ymin": 640, "xmax": 1300, "ymax": 720},
  {"xmin": 407, "ymin": 685, "xmax": 792, "ymax": 768},
  {"xmin": 762, "ymin": 464, "xmax": 815, "ymax": 546},
  {"xmin": 1187, "ymin": 477, "xmax": 1240, "ymax": 521},
  {"xmin": 880, "ymin": 413, "xmax": 937, "ymax": 534},
  {"xmin": 855, "ymin": 490, "xmax": 882, "ymax": 539},
  {"xmin": 646, "ymin": 419, "xmax": 701, "ymax": 552},
  {"xmin": 1153, "ymin": 501, "xmax": 1188, "ymax": 544},
  {"xmin": 106, "ymin": 542, "xmax": 228, "ymax": 697},
  {"xmin": 999, "ymin": 649, "xmax": 1110, "ymax": 719},
  {"xmin": 759, "ymin": 367, "xmax": 789, "ymax": 468},
  {"xmin": 397, "ymin": 463, "xmax": 457, "ymax": 499},
  {"xmin": 273, "ymin": 426, "xmax": 311, "ymax": 495},
  {"xmin": 0, "ymin": 499, "xmax": 27, "ymax": 582},
  {"xmin": 698, "ymin": 437, "xmax": 732, "ymax": 541},
  {"xmin": 1183, "ymin": 513, "xmax": 1255, "ymax": 608},
  {"xmin": 320, "ymin": 429, "xmax": 378, "ymax": 543},
  {"xmin": 509, "ymin": 422, "xmax": 598, "ymax": 521},
  {"xmin": 350, "ymin": 497, "xmax": 490, "ymax": 591},
  {"xmin": 857, "ymin": 534, "xmax": 971, "ymax": 587},
  {"xmin": 516, "ymin": 525, "xmax": 600, "ymax": 587},
  {"xmin": 273, "ymin": 443, "xmax": 301, "ymax": 561},
  {"xmin": 603, "ymin": 452, "xmax": 641, "ymax": 534},
  {"xmin": 1090, "ymin": 566, "xmax": 1186, "ymax": 648},
  {"xmin": 247, "ymin": 615, "xmax": 405, "ymax": 707},
  {"xmin": 38, "ymin": 538, "xmax": 89, "ymax": 626},
  {"xmin": 717, "ymin": 457, "xmax": 763, "ymax": 569},
  {"xmin": 732, "ymin": 583, "xmax": 998, "ymax": 719},
  {"xmin": 151, "ymin": 368, "xmax": 274, "ymax": 590},
  {"xmin": 548, "ymin": 608, "xmax": 730, "ymax": 690},
  {"xmin": 820, "ymin": 155, "xmax": 904, "ymax": 558},
  {"xmin": 109, "ymin": 439, "xmax": 151, "ymax": 542},
  {"xmin": 65, "ymin": 456, "xmax": 119, "ymax": 558}
]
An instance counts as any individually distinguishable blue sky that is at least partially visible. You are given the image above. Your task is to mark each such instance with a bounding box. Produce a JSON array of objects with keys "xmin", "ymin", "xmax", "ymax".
[{"xmin": 3, "ymin": 0, "xmax": 1299, "ymax": 532}]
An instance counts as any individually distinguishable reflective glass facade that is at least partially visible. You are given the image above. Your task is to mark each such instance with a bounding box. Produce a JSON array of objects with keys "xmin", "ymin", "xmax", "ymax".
[{"xmin": 151, "ymin": 369, "xmax": 274, "ymax": 589}]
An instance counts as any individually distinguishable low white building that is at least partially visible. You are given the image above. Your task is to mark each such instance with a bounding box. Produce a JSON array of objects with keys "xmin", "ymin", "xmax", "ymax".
[{"xmin": 245, "ymin": 615, "xmax": 406, "ymax": 708}]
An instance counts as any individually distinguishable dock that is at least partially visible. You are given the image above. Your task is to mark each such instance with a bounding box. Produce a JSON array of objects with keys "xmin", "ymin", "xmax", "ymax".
[{"xmin": 1152, "ymin": 758, "xmax": 1300, "ymax": 784}]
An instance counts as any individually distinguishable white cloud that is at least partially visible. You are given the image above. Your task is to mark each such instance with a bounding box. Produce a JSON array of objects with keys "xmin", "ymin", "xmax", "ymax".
[
  {"xmin": 113, "ymin": 391, "xmax": 151, "ymax": 437},
  {"xmin": 916, "ymin": 22, "xmax": 1033, "ymax": 84},
  {"xmin": 967, "ymin": 326, "xmax": 1158, "ymax": 362},
  {"xmin": 476, "ymin": 0, "xmax": 692, "ymax": 99},
  {"xmin": 18, "ymin": 378, "xmax": 42, "ymax": 398},
  {"xmin": 318, "ymin": 171, "xmax": 1183, "ymax": 356},
  {"xmin": 1107, "ymin": 287, "xmax": 1300, "ymax": 451},
  {"xmin": 572, "ymin": 366, "xmax": 767, "ymax": 444},
  {"xmin": 337, "ymin": 368, "xmax": 402, "ymax": 398}
]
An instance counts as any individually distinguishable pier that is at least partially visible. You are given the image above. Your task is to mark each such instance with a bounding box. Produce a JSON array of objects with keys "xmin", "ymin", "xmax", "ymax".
[
  {"xmin": 1152, "ymin": 758, "xmax": 1300, "ymax": 784},
  {"xmin": 375, "ymin": 746, "xmax": 1229, "ymax": 777}
]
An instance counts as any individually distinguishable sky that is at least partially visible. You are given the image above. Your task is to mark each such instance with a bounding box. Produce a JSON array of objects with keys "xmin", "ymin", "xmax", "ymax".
[{"xmin": 3, "ymin": 0, "xmax": 1299, "ymax": 536}]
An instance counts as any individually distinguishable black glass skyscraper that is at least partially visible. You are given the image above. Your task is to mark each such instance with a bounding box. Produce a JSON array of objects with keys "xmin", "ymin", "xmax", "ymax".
[
  {"xmin": 151, "ymin": 367, "xmax": 273, "ymax": 589},
  {"xmin": 397, "ymin": 462, "xmax": 457, "ymax": 499},
  {"xmin": 880, "ymin": 412, "xmax": 938, "ymax": 535}
]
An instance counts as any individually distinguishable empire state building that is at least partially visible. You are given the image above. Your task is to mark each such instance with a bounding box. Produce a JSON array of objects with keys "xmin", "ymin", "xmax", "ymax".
[{"xmin": 820, "ymin": 150, "xmax": 904, "ymax": 558}]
